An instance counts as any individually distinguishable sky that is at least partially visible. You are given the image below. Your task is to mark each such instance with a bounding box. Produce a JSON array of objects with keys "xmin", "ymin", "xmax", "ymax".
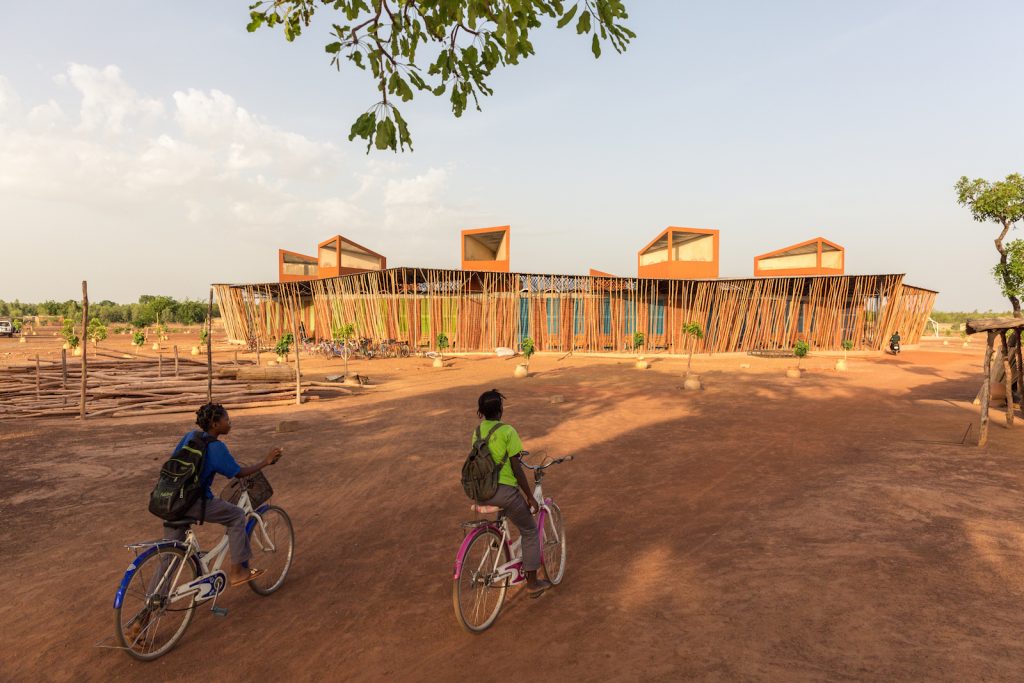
[{"xmin": 1, "ymin": 1, "xmax": 1022, "ymax": 310}]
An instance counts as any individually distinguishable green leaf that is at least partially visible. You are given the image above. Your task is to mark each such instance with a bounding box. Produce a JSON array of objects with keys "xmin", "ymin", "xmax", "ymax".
[
  {"xmin": 591, "ymin": 33, "xmax": 601, "ymax": 58},
  {"xmin": 576, "ymin": 10, "xmax": 591, "ymax": 34},
  {"xmin": 325, "ymin": 42, "xmax": 342, "ymax": 54},
  {"xmin": 246, "ymin": 12, "xmax": 265, "ymax": 33},
  {"xmin": 557, "ymin": 4, "xmax": 578, "ymax": 28}
]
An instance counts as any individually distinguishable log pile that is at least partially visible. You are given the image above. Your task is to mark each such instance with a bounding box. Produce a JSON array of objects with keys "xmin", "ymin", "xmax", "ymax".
[{"xmin": 0, "ymin": 353, "xmax": 347, "ymax": 420}]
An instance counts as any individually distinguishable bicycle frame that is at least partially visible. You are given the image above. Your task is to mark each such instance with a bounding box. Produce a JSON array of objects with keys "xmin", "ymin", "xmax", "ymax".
[
  {"xmin": 452, "ymin": 478, "xmax": 557, "ymax": 583},
  {"xmin": 113, "ymin": 492, "xmax": 272, "ymax": 609}
]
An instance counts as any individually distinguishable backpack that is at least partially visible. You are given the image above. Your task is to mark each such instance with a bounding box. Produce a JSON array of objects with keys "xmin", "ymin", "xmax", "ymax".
[
  {"xmin": 461, "ymin": 422, "xmax": 508, "ymax": 502},
  {"xmin": 148, "ymin": 432, "xmax": 214, "ymax": 523}
]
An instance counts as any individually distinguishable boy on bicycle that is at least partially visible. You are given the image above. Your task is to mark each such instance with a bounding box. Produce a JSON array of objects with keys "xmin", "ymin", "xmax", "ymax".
[
  {"xmin": 163, "ymin": 403, "xmax": 283, "ymax": 587},
  {"xmin": 472, "ymin": 389, "xmax": 552, "ymax": 597}
]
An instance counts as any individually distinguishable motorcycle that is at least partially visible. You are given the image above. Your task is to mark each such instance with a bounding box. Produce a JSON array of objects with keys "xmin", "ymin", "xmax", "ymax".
[{"xmin": 889, "ymin": 340, "xmax": 901, "ymax": 355}]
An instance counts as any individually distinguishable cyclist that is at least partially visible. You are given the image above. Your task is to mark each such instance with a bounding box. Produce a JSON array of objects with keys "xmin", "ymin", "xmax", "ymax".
[
  {"xmin": 162, "ymin": 403, "xmax": 283, "ymax": 587},
  {"xmin": 472, "ymin": 389, "xmax": 552, "ymax": 597}
]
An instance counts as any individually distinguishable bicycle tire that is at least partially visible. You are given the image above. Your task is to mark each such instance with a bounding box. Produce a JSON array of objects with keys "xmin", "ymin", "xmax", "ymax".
[
  {"xmin": 114, "ymin": 545, "xmax": 199, "ymax": 661},
  {"xmin": 248, "ymin": 506, "xmax": 295, "ymax": 595},
  {"xmin": 453, "ymin": 528, "xmax": 509, "ymax": 633},
  {"xmin": 541, "ymin": 503, "xmax": 567, "ymax": 585}
]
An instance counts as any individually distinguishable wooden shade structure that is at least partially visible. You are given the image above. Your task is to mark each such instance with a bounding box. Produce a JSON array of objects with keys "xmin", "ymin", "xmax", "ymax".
[
  {"xmin": 216, "ymin": 268, "xmax": 935, "ymax": 357},
  {"xmin": 965, "ymin": 317, "xmax": 1024, "ymax": 447}
]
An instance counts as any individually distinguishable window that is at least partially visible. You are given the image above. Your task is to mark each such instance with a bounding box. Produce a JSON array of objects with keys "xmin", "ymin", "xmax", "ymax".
[
  {"xmin": 573, "ymin": 299, "xmax": 585, "ymax": 336},
  {"xmin": 602, "ymin": 295, "xmax": 611, "ymax": 335},
  {"xmin": 546, "ymin": 298, "xmax": 560, "ymax": 334},
  {"xmin": 650, "ymin": 294, "xmax": 665, "ymax": 335}
]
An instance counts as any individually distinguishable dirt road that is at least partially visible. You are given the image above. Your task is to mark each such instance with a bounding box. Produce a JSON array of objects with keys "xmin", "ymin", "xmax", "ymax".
[{"xmin": 3, "ymin": 340, "xmax": 1023, "ymax": 681}]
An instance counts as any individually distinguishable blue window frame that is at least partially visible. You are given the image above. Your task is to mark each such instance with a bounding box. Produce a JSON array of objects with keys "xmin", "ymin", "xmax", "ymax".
[
  {"xmin": 602, "ymin": 295, "xmax": 611, "ymax": 335},
  {"xmin": 573, "ymin": 299, "xmax": 585, "ymax": 336},
  {"xmin": 546, "ymin": 298, "xmax": 560, "ymax": 334}
]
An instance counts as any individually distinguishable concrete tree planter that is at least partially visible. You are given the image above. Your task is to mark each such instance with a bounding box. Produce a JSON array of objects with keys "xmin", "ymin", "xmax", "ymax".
[
  {"xmin": 72, "ymin": 347, "xmax": 82, "ymax": 357},
  {"xmin": 635, "ymin": 355, "xmax": 650, "ymax": 370},
  {"xmin": 19, "ymin": 336, "xmax": 26, "ymax": 344},
  {"xmin": 786, "ymin": 367, "xmax": 802, "ymax": 379},
  {"xmin": 834, "ymin": 359, "xmax": 847, "ymax": 371},
  {"xmin": 151, "ymin": 342, "xmax": 161, "ymax": 351},
  {"xmin": 191, "ymin": 346, "xmax": 200, "ymax": 356},
  {"xmin": 433, "ymin": 357, "xmax": 444, "ymax": 368},
  {"xmin": 683, "ymin": 373, "xmax": 702, "ymax": 390},
  {"xmin": 514, "ymin": 363, "xmax": 529, "ymax": 378}
]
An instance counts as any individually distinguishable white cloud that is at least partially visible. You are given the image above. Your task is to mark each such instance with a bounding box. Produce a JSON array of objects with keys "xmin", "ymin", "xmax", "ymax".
[{"xmin": 0, "ymin": 64, "xmax": 475, "ymax": 300}]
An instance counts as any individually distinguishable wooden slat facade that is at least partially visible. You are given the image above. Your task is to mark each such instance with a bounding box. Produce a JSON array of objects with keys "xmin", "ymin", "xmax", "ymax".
[{"xmin": 214, "ymin": 268, "xmax": 937, "ymax": 354}]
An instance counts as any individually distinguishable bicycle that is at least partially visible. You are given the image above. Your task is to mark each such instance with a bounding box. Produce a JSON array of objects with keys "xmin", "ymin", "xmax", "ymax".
[
  {"xmin": 452, "ymin": 452, "xmax": 572, "ymax": 633},
  {"xmin": 111, "ymin": 477, "xmax": 295, "ymax": 661}
]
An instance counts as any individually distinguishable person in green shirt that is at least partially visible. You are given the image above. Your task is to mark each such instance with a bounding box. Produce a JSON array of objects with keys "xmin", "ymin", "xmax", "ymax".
[
  {"xmin": 472, "ymin": 388, "xmax": 552, "ymax": 597},
  {"xmin": 890, "ymin": 330, "xmax": 901, "ymax": 354}
]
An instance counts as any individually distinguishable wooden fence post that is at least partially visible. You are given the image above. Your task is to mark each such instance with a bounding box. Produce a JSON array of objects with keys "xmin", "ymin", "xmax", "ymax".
[
  {"xmin": 291, "ymin": 311, "xmax": 302, "ymax": 406},
  {"xmin": 80, "ymin": 280, "xmax": 88, "ymax": 420},
  {"xmin": 980, "ymin": 331, "xmax": 995, "ymax": 446},
  {"xmin": 174, "ymin": 345, "xmax": 179, "ymax": 378},
  {"xmin": 61, "ymin": 348, "xmax": 67, "ymax": 390},
  {"xmin": 158, "ymin": 352, "xmax": 163, "ymax": 378},
  {"xmin": 35, "ymin": 354, "xmax": 41, "ymax": 398},
  {"xmin": 1002, "ymin": 331, "xmax": 1015, "ymax": 427},
  {"xmin": 207, "ymin": 288, "xmax": 213, "ymax": 404}
]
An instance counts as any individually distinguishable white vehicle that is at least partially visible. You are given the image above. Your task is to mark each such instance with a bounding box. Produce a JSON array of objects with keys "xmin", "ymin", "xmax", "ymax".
[{"xmin": 0, "ymin": 318, "xmax": 14, "ymax": 337}]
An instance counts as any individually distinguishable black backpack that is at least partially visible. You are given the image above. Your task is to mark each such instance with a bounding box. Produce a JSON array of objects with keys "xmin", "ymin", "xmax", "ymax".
[
  {"xmin": 461, "ymin": 422, "xmax": 508, "ymax": 502},
  {"xmin": 148, "ymin": 432, "xmax": 214, "ymax": 523}
]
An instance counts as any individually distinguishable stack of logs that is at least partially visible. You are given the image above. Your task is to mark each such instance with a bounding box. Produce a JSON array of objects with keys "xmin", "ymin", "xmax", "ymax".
[
  {"xmin": 967, "ymin": 318, "xmax": 1024, "ymax": 447},
  {"xmin": 0, "ymin": 350, "xmax": 348, "ymax": 419}
]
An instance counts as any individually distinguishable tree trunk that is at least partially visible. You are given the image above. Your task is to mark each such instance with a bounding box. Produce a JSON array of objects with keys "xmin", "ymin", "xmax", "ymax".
[{"xmin": 995, "ymin": 220, "xmax": 1022, "ymax": 317}]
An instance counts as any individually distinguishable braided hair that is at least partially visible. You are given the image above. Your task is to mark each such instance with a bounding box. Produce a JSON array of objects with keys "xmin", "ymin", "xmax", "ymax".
[
  {"xmin": 477, "ymin": 389, "xmax": 505, "ymax": 420},
  {"xmin": 195, "ymin": 403, "xmax": 227, "ymax": 432}
]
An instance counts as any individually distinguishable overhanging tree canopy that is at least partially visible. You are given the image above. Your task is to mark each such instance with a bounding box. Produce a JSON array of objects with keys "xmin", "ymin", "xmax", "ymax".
[{"xmin": 247, "ymin": 0, "xmax": 634, "ymax": 151}]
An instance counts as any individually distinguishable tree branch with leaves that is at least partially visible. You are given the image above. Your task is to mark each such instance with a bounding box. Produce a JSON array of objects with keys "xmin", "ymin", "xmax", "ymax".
[
  {"xmin": 247, "ymin": 0, "xmax": 634, "ymax": 152},
  {"xmin": 956, "ymin": 173, "xmax": 1024, "ymax": 317}
]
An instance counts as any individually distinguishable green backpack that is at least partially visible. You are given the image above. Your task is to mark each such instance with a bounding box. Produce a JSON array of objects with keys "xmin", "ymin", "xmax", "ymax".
[{"xmin": 461, "ymin": 422, "xmax": 508, "ymax": 502}]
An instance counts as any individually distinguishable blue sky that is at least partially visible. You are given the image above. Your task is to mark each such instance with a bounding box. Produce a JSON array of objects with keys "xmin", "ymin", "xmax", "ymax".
[{"xmin": 1, "ymin": 1, "xmax": 1022, "ymax": 309}]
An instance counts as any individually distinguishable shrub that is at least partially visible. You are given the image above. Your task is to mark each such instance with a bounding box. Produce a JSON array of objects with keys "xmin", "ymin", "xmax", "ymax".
[{"xmin": 275, "ymin": 332, "xmax": 294, "ymax": 357}]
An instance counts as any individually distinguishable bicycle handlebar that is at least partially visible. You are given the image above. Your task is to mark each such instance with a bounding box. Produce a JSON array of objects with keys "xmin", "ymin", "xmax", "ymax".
[{"xmin": 517, "ymin": 451, "xmax": 574, "ymax": 470}]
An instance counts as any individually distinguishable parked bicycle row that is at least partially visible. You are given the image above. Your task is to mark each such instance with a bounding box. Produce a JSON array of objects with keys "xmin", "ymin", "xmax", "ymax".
[{"xmin": 114, "ymin": 390, "xmax": 569, "ymax": 659}]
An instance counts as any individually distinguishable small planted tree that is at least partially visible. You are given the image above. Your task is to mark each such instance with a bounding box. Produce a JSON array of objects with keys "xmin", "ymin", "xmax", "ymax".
[
  {"xmin": 794, "ymin": 340, "xmax": 810, "ymax": 368},
  {"xmin": 632, "ymin": 331, "xmax": 645, "ymax": 354},
  {"xmin": 435, "ymin": 332, "xmax": 449, "ymax": 359},
  {"xmin": 681, "ymin": 322, "xmax": 703, "ymax": 373},
  {"xmin": 12, "ymin": 318, "xmax": 22, "ymax": 334},
  {"xmin": 132, "ymin": 331, "xmax": 146, "ymax": 350},
  {"xmin": 521, "ymin": 337, "xmax": 536, "ymax": 370},
  {"xmin": 199, "ymin": 327, "xmax": 209, "ymax": 347},
  {"xmin": 275, "ymin": 332, "xmax": 294, "ymax": 361},
  {"xmin": 88, "ymin": 319, "xmax": 108, "ymax": 347},
  {"xmin": 333, "ymin": 322, "xmax": 356, "ymax": 377},
  {"xmin": 60, "ymin": 319, "xmax": 79, "ymax": 350},
  {"xmin": 841, "ymin": 339, "xmax": 854, "ymax": 360}
]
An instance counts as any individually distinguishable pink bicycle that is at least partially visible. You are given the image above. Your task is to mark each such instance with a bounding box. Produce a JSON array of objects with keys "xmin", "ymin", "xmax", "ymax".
[{"xmin": 452, "ymin": 453, "xmax": 572, "ymax": 632}]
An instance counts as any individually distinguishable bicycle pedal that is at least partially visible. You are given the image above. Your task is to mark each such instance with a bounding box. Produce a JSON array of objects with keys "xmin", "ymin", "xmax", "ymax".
[{"xmin": 211, "ymin": 606, "xmax": 229, "ymax": 617}]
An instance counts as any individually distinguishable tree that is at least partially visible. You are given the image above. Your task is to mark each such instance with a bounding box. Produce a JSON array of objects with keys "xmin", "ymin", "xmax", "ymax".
[
  {"xmin": 275, "ymin": 333, "xmax": 295, "ymax": 359},
  {"xmin": 247, "ymin": 0, "xmax": 634, "ymax": 152},
  {"xmin": 956, "ymin": 173, "xmax": 1024, "ymax": 317},
  {"xmin": 520, "ymin": 336, "xmax": 536, "ymax": 369},
  {"xmin": 681, "ymin": 322, "xmax": 703, "ymax": 372},
  {"xmin": 333, "ymin": 322, "xmax": 357, "ymax": 377},
  {"xmin": 632, "ymin": 330, "xmax": 645, "ymax": 353},
  {"xmin": 436, "ymin": 332, "xmax": 450, "ymax": 361},
  {"xmin": 794, "ymin": 340, "xmax": 809, "ymax": 369},
  {"xmin": 88, "ymin": 319, "xmax": 108, "ymax": 346},
  {"xmin": 992, "ymin": 239, "xmax": 1024, "ymax": 315},
  {"xmin": 841, "ymin": 339, "xmax": 854, "ymax": 360}
]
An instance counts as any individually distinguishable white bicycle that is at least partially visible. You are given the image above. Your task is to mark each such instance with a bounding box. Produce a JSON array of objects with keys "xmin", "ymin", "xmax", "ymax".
[
  {"xmin": 452, "ymin": 452, "xmax": 572, "ymax": 632},
  {"xmin": 112, "ymin": 480, "xmax": 294, "ymax": 660}
]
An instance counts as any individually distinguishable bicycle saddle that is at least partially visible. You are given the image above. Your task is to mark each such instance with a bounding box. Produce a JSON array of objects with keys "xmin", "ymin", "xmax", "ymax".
[
  {"xmin": 163, "ymin": 518, "xmax": 199, "ymax": 529},
  {"xmin": 470, "ymin": 505, "xmax": 501, "ymax": 514}
]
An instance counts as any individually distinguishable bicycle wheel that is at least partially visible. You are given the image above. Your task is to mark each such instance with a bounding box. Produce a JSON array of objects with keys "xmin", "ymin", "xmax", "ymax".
[
  {"xmin": 541, "ymin": 503, "xmax": 567, "ymax": 585},
  {"xmin": 114, "ymin": 545, "xmax": 199, "ymax": 661},
  {"xmin": 248, "ymin": 506, "xmax": 295, "ymax": 595},
  {"xmin": 453, "ymin": 529, "xmax": 509, "ymax": 633}
]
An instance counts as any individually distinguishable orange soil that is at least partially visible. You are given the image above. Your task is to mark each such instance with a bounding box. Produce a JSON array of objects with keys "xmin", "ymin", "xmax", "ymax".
[{"xmin": 3, "ymin": 334, "xmax": 1024, "ymax": 681}]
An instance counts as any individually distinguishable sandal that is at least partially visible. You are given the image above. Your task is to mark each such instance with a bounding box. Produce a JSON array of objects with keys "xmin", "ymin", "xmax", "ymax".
[{"xmin": 230, "ymin": 567, "xmax": 266, "ymax": 587}]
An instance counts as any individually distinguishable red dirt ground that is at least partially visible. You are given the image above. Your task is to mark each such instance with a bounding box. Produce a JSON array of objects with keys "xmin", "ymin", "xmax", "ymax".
[{"xmin": 3, "ymin": 334, "xmax": 1024, "ymax": 682}]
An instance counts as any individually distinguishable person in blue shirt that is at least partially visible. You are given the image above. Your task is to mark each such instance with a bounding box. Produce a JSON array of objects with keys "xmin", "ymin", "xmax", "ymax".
[{"xmin": 165, "ymin": 402, "xmax": 283, "ymax": 586}]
